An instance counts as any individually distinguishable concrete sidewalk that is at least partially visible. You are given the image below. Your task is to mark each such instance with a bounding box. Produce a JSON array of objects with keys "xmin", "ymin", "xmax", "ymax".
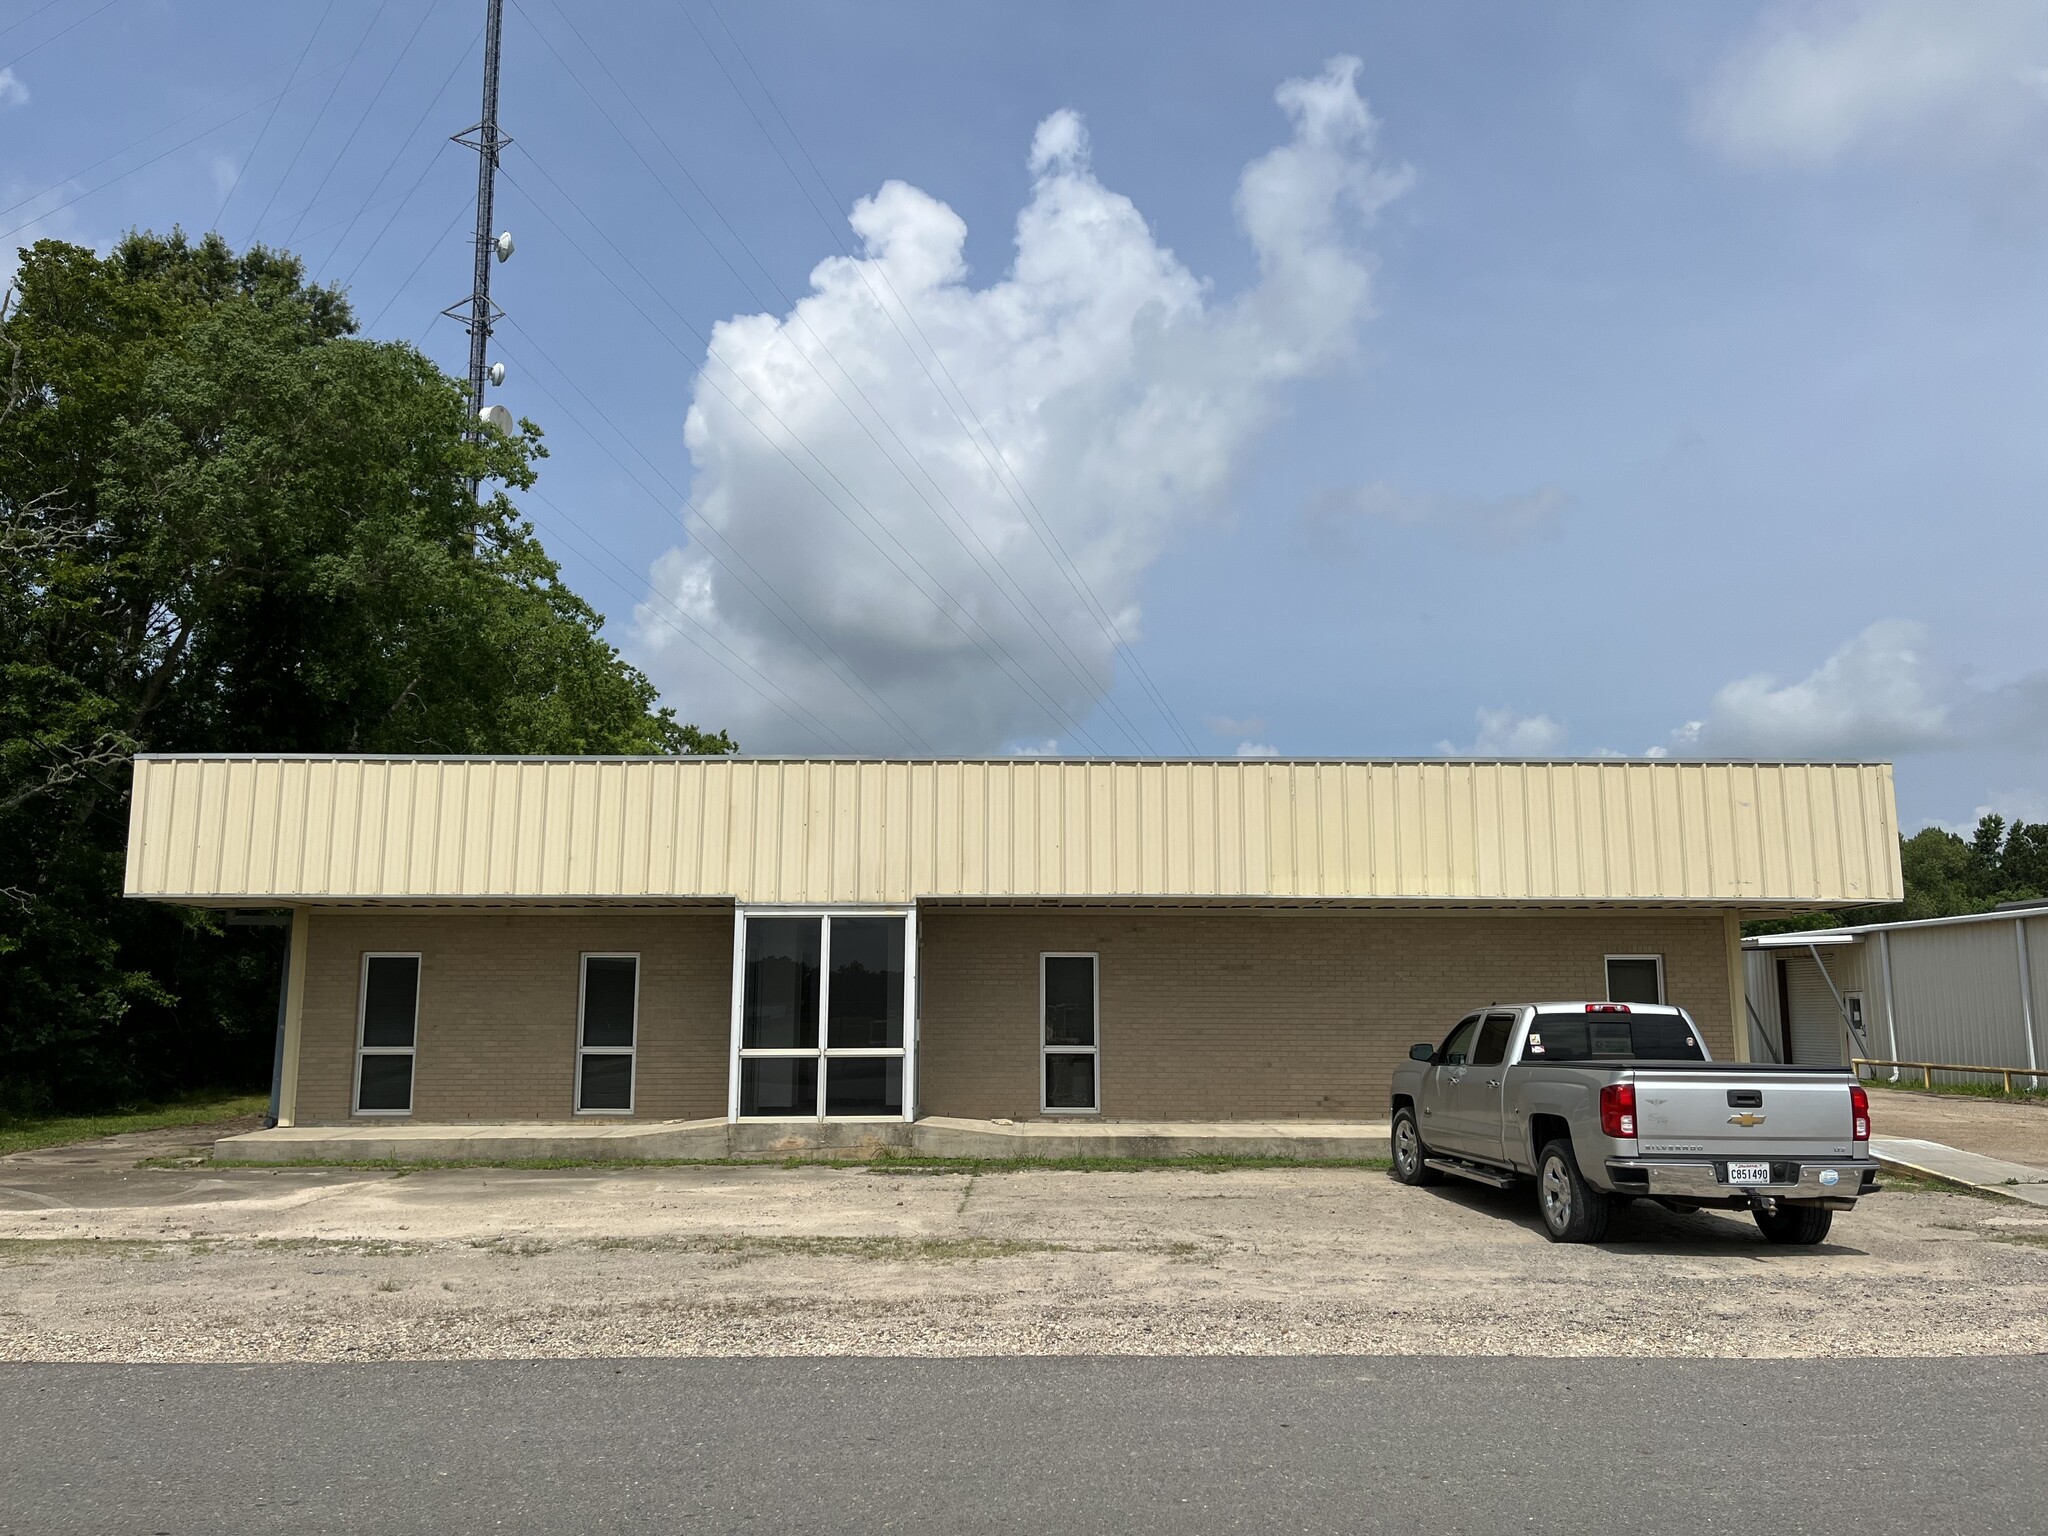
[
  {"xmin": 213, "ymin": 1116, "xmax": 1395, "ymax": 1165},
  {"xmin": 1872, "ymin": 1137, "xmax": 2048, "ymax": 1208}
]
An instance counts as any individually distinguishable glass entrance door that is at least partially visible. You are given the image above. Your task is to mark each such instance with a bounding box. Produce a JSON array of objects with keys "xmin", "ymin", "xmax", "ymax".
[{"xmin": 733, "ymin": 910, "xmax": 913, "ymax": 1119}]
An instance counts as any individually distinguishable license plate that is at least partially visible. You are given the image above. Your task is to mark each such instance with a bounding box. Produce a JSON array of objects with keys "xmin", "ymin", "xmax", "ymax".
[{"xmin": 1726, "ymin": 1161, "xmax": 1772, "ymax": 1186}]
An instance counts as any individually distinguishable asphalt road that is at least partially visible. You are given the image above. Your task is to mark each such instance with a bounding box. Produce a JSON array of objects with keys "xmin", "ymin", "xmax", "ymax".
[{"xmin": 2, "ymin": 1356, "xmax": 2041, "ymax": 1534}]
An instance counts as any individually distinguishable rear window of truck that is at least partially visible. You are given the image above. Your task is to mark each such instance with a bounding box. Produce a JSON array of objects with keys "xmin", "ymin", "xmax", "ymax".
[{"xmin": 1523, "ymin": 1012, "xmax": 1706, "ymax": 1062}]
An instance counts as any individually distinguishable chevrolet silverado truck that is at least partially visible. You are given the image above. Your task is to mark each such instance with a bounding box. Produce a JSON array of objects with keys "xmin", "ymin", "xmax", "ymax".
[{"xmin": 1388, "ymin": 1002, "xmax": 1878, "ymax": 1244}]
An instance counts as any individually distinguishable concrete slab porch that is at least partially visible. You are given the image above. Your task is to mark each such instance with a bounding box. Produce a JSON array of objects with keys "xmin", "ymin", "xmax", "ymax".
[{"xmin": 212, "ymin": 1117, "xmax": 1395, "ymax": 1165}]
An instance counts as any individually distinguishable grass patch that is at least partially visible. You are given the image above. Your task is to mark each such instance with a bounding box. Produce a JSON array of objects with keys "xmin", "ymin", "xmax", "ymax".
[
  {"xmin": 184, "ymin": 1150, "xmax": 1392, "ymax": 1175},
  {"xmin": 0, "ymin": 1237, "xmax": 188, "ymax": 1263},
  {"xmin": 1861, "ymin": 1076, "xmax": 2048, "ymax": 1105},
  {"xmin": 0, "ymin": 1091, "xmax": 268, "ymax": 1158},
  {"xmin": 1987, "ymin": 1231, "xmax": 2048, "ymax": 1251},
  {"xmin": 1874, "ymin": 1165, "xmax": 2024, "ymax": 1202}
]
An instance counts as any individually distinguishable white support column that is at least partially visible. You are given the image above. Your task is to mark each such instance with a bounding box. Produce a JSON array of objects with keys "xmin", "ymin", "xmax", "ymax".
[
  {"xmin": 275, "ymin": 907, "xmax": 311, "ymax": 1128},
  {"xmin": 902, "ymin": 903, "xmax": 919, "ymax": 1122},
  {"xmin": 726, "ymin": 906, "xmax": 746, "ymax": 1122}
]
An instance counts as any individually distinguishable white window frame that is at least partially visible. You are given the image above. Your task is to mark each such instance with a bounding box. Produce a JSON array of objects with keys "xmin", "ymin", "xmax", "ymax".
[
  {"xmin": 1605, "ymin": 953, "xmax": 1666, "ymax": 1005},
  {"xmin": 728, "ymin": 906, "xmax": 917, "ymax": 1122},
  {"xmin": 1040, "ymin": 951, "xmax": 1100, "ymax": 1116},
  {"xmin": 574, "ymin": 952, "xmax": 640, "ymax": 1116},
  {"xmin": 352, "ymin": 951, "xmax": 420, "ymax": 1117}
]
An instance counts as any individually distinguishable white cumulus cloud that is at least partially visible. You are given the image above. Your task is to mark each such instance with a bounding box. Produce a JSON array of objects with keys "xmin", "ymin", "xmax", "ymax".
[
  {"xmin": 639, "ymin": 57, "xmax": 1412, "ymax": 752},
  {"xmin": 1653, "ymin": 619, "xmax": 2048, "ymax": 759},
  {"xmin": 0, "ymin": 68, "xmax": 27, "ymax": 108},
  {"xmin": 1235, "ymin": 740, "xmax": 1280, "ymax": 759},
  {"xmin": 1694, "ymin": 0, "xmax": 2048, "ymax": 170},
  {"xmin": 1437, "ymin": 708, "xmax": 1568, "ymax": 758}
]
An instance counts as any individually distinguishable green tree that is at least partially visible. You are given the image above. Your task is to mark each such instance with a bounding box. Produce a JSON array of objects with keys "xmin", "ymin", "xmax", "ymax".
[{"xmin": 1, "ymin": 231, "xmax": 730, "ymax": 1112}]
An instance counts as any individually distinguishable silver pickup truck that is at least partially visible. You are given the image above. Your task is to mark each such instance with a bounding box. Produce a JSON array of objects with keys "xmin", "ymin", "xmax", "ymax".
[{"xmin": 1389, "ymin": 1002, "xmax": 1878, "ymax": 1244}]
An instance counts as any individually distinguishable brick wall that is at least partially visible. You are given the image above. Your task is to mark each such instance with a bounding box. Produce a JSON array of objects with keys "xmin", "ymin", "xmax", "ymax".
[
  {"xmin": 291, "ymin": 906, "xmax": 1734, "ymax": 1124},
  {"xmin": 292, "ymin": 910, "xmax": 731, "ymax": 1123},
  {"xmin": 916, "ymin": 910, "xmax": 1735, "ymax": 1121}
]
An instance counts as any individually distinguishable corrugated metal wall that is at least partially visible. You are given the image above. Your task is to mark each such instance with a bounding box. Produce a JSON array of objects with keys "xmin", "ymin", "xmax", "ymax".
[
  {"xmin": 126, "ymin": 755, "xmax": 1902, "ymax": 907},
  {"xmin": 1886, "ymin": 919, "xmax": 2033, "ymax": 1078}
]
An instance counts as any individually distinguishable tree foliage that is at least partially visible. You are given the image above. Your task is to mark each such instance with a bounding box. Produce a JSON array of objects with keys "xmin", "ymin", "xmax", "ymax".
[{"xmin": 0, "ymin": 231, "xmax": 730, "ymax": 1112}]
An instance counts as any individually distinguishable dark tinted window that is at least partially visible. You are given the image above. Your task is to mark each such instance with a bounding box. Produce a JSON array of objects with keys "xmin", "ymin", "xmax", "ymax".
[
  {"xmin": 828, "ymin": 918, "xmax": 905, "ymax": 1048},
  {"xmin": 740, "ymin": 1056, "xmax": 817, "ymax": 1116},
  {"xmin": 581, "ymin": 957, "xmax": 637, "ymax": 1048},
  {"xmin": 356, "ymin": 1053, "xmax": 413, "ymax": 1112},
  {"xmin": 1044, "ymin": 956, "xmax": 1096, "ymax": 1047},
  {"xmin": 1471, "ymin": 1013, "xmax": 1515, "ymax": 1067},
  {"xmin": 1045, "ymin": 1052, "xmax": 1097, "ymax": 1110},
  {"xmin": 744, "ymin": 919, "xmax": 819, "ymax": 1048},
  {"xmin": 825, "ymin": 1057, "xmax": 903, "ymax": 1116},
  {"xmin": 578, "ymin": 1052, "xmax": 632, "ymax": 1111},
  {"xmin": 1606, "ymin": 957, "xmax": 1663, "ymax": 1005},
  {"xmin": 360, "ymin": 956, "xmax": 419, "ymax": 1048},
  {"xmin": 1525, "ymin": 1011, "xmax": 1705, "ymax": 1063}
]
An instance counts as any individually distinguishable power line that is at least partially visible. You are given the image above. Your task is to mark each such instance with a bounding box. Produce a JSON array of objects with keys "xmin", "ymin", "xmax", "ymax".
[
  {"xmin": 520, "ymin": 488, "xmax": 858, "ymax": 751},
  {"xmin": 0, "ymin": 63, "xmax": 321, "ymax": 224},
  {"xmin": 522, "ymin": 0, "xmax": 1157, "ymax": 755},
  {"xmin": 365, "ymin": 200, "xmax": 466, "ymax": 333},
  {"xmin": 500, "ymin": 155, "xmax": 1108, "ymax": 753},
  {"xmin": 0, "ymin": 87, "xmax": 292, "ymax": 244},
  {"xmin": 0, "ymin": 0, "xmax": 121, "ymax": 75},
  {"xmin": 496, "ymin": 316, "xmax": 932, "ymax": 752},
  {"xmin": 280, "ymin": 0, "xmax": 429, "ymax": 252},
  {"xmin": 215, "ymin": 0, "xmax": 335, "ymax": 230},
  {"xmin": 696, "ymin": 0, "xmax": 1200, "ymax": 752},
  {"xmin": 244, "ymin": 0, "xmax": 389, "ymax": 245},
  {"xmin": 334, "ymin": 22, "xmax": 482, "ymax": 289},
  {"xmin": 0, "ymin": 0, "xmax": 67, "ymax": 45}
]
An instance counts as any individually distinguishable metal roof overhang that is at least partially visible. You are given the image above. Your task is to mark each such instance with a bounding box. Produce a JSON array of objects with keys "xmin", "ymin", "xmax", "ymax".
[{"xmin": 125, "ymin": 755, "xmax": 1903, "ymax": 911}]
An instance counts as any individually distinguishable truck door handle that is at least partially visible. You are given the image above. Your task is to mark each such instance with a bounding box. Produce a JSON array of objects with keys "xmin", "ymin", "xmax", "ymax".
[{"xmin": 1485, "ymin": 1079, "xmax": 1501, "ymax": 1089}]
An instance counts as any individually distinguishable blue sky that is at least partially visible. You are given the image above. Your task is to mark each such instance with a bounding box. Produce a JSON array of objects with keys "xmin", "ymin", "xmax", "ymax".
[{"xmin": 6, "ymin": 0, "xmax": 2045, "ymax": 832}]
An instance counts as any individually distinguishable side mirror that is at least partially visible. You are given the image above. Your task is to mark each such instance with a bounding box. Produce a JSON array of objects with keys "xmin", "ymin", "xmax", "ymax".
[{"xmin": 1409, "ymin": 1043, "xmax": 1435, "ymax": 1063}]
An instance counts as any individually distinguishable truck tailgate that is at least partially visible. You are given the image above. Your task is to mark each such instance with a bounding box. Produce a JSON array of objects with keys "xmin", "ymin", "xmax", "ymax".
[{"xmin": 1632, "ymin": 1071, "xmax": 1856, "ymax": 1161}]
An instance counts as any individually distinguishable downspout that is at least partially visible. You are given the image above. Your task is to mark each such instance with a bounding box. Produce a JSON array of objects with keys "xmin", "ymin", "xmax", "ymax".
[
  {"xmin": 1877, "ymin": 930, "xmax": 1900, "ymax": 1082},
  {"xmin": 2016, "ymin": 919, "xmax": 2040, "ymax": 1091}
]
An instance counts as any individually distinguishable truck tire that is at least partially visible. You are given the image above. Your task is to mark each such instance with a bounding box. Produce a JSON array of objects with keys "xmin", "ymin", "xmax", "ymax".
[
  {"xmin": 1753, "ymin": 1203, "xmax": 1833, "ymax": 1245},
  {"xmin": 1390, "ymin": 1107, "xmax": 1442, "ymax": 1186},
  {"xmin": 1536, "ymin": 1139, "xmax": 1610, "ymax": 1243}
]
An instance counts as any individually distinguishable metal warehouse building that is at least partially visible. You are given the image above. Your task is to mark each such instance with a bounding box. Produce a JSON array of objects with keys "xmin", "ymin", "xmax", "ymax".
[
  {"xmin": 1745, "ymin": 902, "xmax": 2048, "ymax": 1080},
  {"xmin": 125, "ymin": 755, "xmax": 1901, "ymax": 1137}
]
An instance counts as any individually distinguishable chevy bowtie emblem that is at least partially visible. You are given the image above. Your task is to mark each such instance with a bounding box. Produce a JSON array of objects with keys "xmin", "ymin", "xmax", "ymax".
[{"xmin": 1727, "ymin": 1112, "xmax": 1767, "ymax": 1127}]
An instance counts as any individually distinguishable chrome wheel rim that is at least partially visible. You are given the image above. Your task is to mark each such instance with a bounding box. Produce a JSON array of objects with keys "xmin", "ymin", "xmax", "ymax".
[
  {"xmin": 1394, "ymin": 1117, "xmax": 1418, "ymax": 1175},
  {"xmin": 1541, "ymin": 1158, "xmax": 1571, "ymax": 1229}
]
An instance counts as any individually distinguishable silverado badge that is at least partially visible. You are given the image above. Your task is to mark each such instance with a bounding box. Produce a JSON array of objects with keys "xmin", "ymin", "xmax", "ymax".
[{"xmin": 1727, "ymin": 1112, "xmax": 1767, "ymax": 1127}]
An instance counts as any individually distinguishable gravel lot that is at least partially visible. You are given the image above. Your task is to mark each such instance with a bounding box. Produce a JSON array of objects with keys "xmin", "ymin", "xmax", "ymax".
[{"xmin": 2, "ymin": 1119, "xmax": 2045, "ymax": 1363}]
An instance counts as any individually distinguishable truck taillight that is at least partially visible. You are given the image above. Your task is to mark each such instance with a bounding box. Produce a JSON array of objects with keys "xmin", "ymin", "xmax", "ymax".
[
  {"xmin": 1599, "ymin": 1082, "xmax": 1637, "ymax": 1139},
  {"xmin": 1850, "ymin": 1084, "xmax": 1870, "ymax": 1142},
  {"xmin": 1585, "ymin": 1003, "xmax": 1630, "ymax": 1013}
]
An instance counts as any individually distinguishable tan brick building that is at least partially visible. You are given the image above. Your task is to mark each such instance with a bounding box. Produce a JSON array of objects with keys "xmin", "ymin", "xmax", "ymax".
[{"xmin": 125, "ymin": 756, "xmax": 1901, "ymax": 1128}]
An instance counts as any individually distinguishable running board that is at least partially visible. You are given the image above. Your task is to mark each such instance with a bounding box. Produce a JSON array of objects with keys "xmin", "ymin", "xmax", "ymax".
[{"xmin": 1425, "ymin": 1157, "xmax": 1519, "ymax": 1189}]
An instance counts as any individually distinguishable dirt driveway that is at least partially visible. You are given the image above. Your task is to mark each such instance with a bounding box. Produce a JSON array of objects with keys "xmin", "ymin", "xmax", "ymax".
[{"xmin": 2, "ymin": 1120, "xmax": 2045, "ymax": 1364}]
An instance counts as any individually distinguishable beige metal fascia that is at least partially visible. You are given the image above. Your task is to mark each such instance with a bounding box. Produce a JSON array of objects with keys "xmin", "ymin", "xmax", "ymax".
[{"xmin": 124, "ymin": 755, "xmax": 1904, "ymax": 909}]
